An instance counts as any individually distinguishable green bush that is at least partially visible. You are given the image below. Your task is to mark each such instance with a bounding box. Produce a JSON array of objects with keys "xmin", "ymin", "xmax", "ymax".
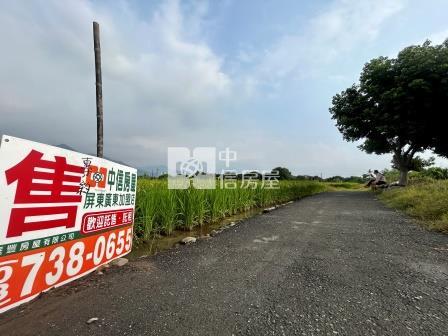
[
  {"xmin": 379, "ymin": 179, "xmax": 448, "ymax": 232},
  {"xmin": 423, "ymin": 167, "xmax": 448, "ymax": 180}
]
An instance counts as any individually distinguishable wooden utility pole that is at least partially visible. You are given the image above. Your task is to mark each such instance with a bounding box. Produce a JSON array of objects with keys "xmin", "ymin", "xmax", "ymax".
[{"xmin": 93, "ymin": 21, "xmax": 103, "ymax": 158}]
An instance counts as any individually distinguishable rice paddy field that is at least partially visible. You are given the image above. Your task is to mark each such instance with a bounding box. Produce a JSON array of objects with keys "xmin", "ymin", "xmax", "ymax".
[{"xmin": 133, "ymin": 178, "xmax": 331, "ymax": 241}]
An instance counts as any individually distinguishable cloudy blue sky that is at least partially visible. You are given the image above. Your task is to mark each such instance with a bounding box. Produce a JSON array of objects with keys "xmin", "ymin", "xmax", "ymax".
[{"xmin": 1, "ymin": 0, "xmax": 447, "ymax": 176}]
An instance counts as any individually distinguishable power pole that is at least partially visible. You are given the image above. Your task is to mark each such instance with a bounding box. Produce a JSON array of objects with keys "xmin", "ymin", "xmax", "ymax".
[{"xmin": 93, "ymin": 22, "xmax": 103, "ymax": 158}]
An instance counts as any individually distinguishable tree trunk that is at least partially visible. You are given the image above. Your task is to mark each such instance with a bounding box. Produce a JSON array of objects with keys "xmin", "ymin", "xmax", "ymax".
[{"xmin": 399, "ymin": 169, "xmax": 408, "ymax": 186}]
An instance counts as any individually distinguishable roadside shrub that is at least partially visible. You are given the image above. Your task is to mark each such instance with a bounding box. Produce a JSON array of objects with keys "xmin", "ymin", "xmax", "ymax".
[
  {"xmin": 379, "ymin": 180, "xmax": 448, "ymax": 232},
  {"xmin": 422, "ymin": 167, "xmax": 448, "ymax": 180}
]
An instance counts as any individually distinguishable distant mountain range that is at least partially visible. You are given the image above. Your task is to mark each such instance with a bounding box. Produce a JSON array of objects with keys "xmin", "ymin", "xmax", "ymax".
[
  {"xmin": 55, "ymin": 144, "xmax": 166, "ymax": 176},
  {"xmin": 55, "ymin": 144, "xmax": 128, "ymax": 166},
  {"xmin": 56, "ymin": 143, "xmax": 76, "ymax": 151}
]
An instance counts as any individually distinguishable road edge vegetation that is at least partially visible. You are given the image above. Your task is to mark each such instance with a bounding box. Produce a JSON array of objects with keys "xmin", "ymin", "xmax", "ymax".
[
  {"xmin": 133, "ymin": 180, "xmax": 362, "ymax": 243},
  {"xmin": 378, "ymin": 173, "xmax": 448, "ymax": 233}
]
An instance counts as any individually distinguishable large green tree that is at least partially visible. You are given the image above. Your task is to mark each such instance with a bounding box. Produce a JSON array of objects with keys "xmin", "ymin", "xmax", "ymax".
[
  {"xmin": 271, "ymin": 167, "xmax": 293, "ymax": 180},
  {"xmin": 330, "ymin": 40, "xmax": 448, "ymax": 185}
]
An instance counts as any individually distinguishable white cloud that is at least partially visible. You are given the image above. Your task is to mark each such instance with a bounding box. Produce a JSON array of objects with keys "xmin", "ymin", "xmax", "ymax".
[
  {"xmin": 429, "ymin": 29, "xmax": 448, "ymax": 44},
  {"xmin": 0, "ymin": 0, "xmax": 233, "ymax": 166},
  {"xmin": 255, "ymin": 0, "xmax": 405, "ymax": 81},
  {"xmin": 2, "ymin": 0, "xmax": 445, "ymax": 176}
]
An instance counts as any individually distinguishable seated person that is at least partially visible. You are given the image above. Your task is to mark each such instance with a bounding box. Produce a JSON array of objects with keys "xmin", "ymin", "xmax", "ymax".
[
  {"xmin": 372, "ymin": 170, "xmax": 387, "ymax": 190},
  {"xmin": 364, "ymin": 169, "xmax": 376, "ymax": 187}
]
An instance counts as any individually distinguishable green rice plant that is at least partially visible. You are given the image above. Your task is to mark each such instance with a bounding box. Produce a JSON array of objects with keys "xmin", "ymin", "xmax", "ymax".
[
  {"xmin": 158, "ymin": 188, "xmax": 178, "ymax": 235},
  {"xmin": 133, "ymin": 178, "xmax": 334, "ymax": 241},
  {"xmin": 206, "ymin": 188, "xmax": 226, "ymax": 222},
  {"xmin": 194, "ymin": 188, "xmax": 207, "ymax": 226},
  {"xmin": 177, "ymin": 188, "xmax": 196, "ymax": 230},
  {"xmin": 135, "ymin": 184, "xmax": 157, "ymax": 240}
]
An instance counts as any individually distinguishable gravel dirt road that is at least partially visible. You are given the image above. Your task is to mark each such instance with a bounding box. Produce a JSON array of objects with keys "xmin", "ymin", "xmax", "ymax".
[{"xmin": 0, "ymin": 191, "xmax": 447, "ymax": 335}]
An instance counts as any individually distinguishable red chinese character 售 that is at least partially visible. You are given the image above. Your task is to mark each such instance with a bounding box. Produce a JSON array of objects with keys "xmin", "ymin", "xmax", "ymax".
[{"xmin": 5, "ymin": 149, "xmax": 84, "ymax": 237}]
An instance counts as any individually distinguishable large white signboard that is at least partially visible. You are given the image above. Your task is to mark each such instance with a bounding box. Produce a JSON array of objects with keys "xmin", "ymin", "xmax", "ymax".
[{"xmin": 0, "ymin": 135, "xmax": 137, "ymax": 313}]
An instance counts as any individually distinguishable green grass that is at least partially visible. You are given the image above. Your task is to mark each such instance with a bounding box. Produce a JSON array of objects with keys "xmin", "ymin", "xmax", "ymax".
[
  {"xmin": 133, "ymin": 179, "xmax": 329, "ymax": 240},
  {"xmin": 379, "ymin": 179, "xmax": 448, "ymax": 232}
]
